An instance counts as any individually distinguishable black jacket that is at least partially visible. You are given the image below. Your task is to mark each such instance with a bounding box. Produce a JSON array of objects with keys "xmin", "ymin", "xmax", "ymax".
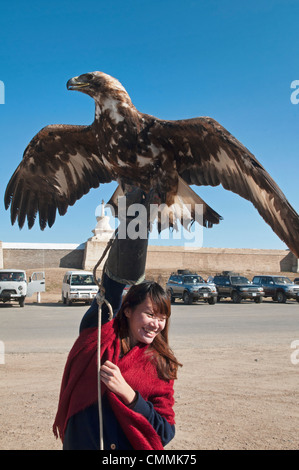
[{"xmin": 63, "ymin": 274, "xmax": 175, "ymax": 450}]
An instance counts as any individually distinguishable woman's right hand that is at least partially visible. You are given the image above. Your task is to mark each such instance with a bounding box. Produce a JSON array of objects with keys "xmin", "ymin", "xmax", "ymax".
[{"xmin": 100, "ymin": 360, "xmax": 137, "ymax": 406}]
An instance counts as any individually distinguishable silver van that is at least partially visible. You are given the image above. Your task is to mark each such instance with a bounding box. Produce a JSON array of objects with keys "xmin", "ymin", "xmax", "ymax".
[{"xmin": 62, "ymin": 270, "xmax": 98, "ymax": 305}]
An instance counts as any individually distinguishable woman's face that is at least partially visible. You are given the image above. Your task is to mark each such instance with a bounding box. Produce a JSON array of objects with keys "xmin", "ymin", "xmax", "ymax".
[{"xmin": 124, "ymin": 295, "xmax": 167, "ymax": 347}]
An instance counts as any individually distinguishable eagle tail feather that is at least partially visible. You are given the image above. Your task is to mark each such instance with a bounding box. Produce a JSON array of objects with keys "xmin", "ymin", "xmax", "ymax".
[
  {"xmin": 172, "ymin": 177, "xmax": 223, "ymax": 231},
  {"xmin": 107, "ymin": 179, "xmax": 222, "ymax": 234}
]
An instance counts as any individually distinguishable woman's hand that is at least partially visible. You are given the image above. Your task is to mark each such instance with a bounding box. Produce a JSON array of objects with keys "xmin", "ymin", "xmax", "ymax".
[{"xmin": 100, "ymin": 360, "xmax": 136, "ymax": 406}]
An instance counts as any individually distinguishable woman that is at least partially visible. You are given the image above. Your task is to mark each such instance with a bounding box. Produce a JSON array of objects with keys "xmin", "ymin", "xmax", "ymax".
[{"xmin": 53, "ymin": 279, "xmax": 181, "ymax": 450}]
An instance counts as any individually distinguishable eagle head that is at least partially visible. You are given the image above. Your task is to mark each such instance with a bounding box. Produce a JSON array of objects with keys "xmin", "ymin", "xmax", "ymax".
[{"xmin": 66, "ymin": 71, "xmax": 129, "ymax": 103}]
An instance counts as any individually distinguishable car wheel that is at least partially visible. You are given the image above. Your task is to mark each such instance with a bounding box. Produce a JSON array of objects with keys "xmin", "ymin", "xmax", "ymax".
[
  {"xmin": 276, "ymin": 291, "xmax": 286, "ymax": 303},
  {"xmin": 167, "ymin": 289, "xmax": 175, "ymax": 304},
  {"xmin": 254, "ymin": 296, "xmax": 263, "ymax": 303},
  {"xmin": 62, "ymin": 294, "xmax": 66, "ymax": 304},
  {"xmin": 19, "ymin": 297, "xmax": 25, "ymax": 307},
  {"xmin": 66, "ymin": 295, "xmax": 72, "ymax": 306},
  {"xmin": 232, "ymin": 291, "xmax": 241, "ymax": 303},
  {"xmin": 183, "ymin": 291, "xmax": 192, "ymax": 305},
  {"xmin": 208, "ymin": 296, "xmax": 216, "ymax": 305}
]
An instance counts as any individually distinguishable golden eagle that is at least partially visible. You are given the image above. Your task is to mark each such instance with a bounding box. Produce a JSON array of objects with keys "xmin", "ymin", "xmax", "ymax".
[{"xmin": 4, "ymin": 71, "xmax": 299, "ymax": 257}]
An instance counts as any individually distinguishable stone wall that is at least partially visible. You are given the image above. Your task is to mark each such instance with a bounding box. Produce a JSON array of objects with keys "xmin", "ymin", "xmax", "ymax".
[
  {"xmin": 2, "ymin": 243, "xmax": 85, "ymax": 270},
  {"xmin": 1, "ymin": 241, "xmax": 298, "ymax": 274},
  {"xmin": 83, "ymin": 240, "xmax": 112, "ymax": 271},
  {"xmin": 145, "ymin": 246, "xmax": 298, "ymax": 274}
]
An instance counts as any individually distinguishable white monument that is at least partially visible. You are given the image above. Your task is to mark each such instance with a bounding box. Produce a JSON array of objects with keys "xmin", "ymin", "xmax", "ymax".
[
  {"xmin": 83, "ymin": 200, "xmax": 115, "ymax": 270},
  {"xmin": 90, "ymin": 200, "xmax": 114, "ymax": 242}
]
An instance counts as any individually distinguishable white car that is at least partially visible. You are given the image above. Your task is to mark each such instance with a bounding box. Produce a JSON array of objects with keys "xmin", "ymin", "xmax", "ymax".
[
  {"xmin": 62, "ymin": 270, "xmax": 98, "ymax": 305},
  {"xmin": 0, "ymin": 269, "xmax": 45, "ymax": 307}
]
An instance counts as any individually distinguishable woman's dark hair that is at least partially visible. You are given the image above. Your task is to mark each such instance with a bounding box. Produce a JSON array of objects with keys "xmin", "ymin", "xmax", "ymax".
[{"xmin": 115, "ymin": 280, "xmax": 182, "ymax": 380}]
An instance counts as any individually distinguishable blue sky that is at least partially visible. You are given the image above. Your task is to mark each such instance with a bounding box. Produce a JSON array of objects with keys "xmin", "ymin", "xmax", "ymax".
[{"xmin": 0, "ymin": 0, "xmax": 298, "ymax": 251}]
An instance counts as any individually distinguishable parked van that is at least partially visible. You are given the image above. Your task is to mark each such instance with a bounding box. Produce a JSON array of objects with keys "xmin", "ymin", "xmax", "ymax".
[
  {"xmin": 62, "ymin": 271, "xmax": 98, "ymax": 305},
  {"xmin": 0, "ymin": 269, "xmax": 45, "ymax": 307}
]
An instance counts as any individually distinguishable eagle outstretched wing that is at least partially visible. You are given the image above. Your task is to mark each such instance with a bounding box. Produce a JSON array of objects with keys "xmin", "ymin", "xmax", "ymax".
[
  {"xmin": 149, "ymin": 117, "xmax": 299, "ymax": 258},
  {"xmin": 4, "ymin": 124, "xmax": 113, "ymax": 230}
]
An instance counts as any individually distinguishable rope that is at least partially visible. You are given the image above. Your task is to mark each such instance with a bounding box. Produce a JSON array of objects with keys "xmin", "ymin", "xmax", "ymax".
[{"xmin": 92, "ymin": 229, "xmax": 117, "ymax": 450}]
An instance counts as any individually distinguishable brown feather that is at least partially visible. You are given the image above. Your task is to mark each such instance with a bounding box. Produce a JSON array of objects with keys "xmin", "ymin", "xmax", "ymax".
[
  {"xmin": 5, "ymin": 71, "xmax": 299, "ymax": 259},
  {"xmin": 5, "ymin": 124, "xmax": 112, "ymax": 230}
]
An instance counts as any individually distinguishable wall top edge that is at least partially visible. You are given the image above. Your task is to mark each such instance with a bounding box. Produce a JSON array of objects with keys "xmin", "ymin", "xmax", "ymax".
[
  {"xmin": 0, "ymin": 242, "xmax": 293, "ymax": 256},
  {"xmin": 147, "ymin": 246, "xmax": 291, "ymax": 255},
  {"xmin": 2, "ymin": 242, "xmax": 86, "ymax": 250}
]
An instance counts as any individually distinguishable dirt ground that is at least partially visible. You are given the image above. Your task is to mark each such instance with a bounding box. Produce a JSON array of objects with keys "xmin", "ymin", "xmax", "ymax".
[
  {"xmin": 1, "ymin": 268, "xmax": 299, "ymax": 451},
  {"xmin": 1, "ymin": 345, "xmax": 298, "ymax": 451}
]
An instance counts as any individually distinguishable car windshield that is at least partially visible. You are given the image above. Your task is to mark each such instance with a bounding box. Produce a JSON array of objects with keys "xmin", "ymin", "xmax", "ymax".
[
  {"xmin": 183, "ymin": 275, "xmax": 204, "ymax": 284},
  {"xmin": 231, "ymin": 276, "xmax": 250, "ymax": 285},
  {"xmin": 0, "ymin": 272, "xmax": 25, "ymax": 281},
  {"xmin": 274, "ymin": 277, "xmax": 292, "ymax": 284},
  {"xmin": 71, "ymin": 274, "xmax": 96, "ymax": 286}
]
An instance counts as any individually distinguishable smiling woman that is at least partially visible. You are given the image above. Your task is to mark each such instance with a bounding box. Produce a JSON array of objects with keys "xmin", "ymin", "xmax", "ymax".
[
  {"xmin": 53, "ymin": 206, "xmax": 182, "ymax": 450},
  {"xmin": 116, "ymin": 281, "xmax": 180, "ymax": 380},
  {"xmin": 125, "ymin": 296, "xmax": 166, "ymax": 346},
  {"xmin": 53, "ymin": 280, "xmax": 181, "ymax": 450}
]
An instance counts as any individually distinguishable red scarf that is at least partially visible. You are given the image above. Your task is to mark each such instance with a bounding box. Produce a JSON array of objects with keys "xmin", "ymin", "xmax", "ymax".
[{"xmin": 53, "ymin": 319, "xmax": 175, "ymax": 450}]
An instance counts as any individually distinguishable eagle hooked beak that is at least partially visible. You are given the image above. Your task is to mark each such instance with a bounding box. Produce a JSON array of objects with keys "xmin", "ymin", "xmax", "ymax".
[{"xmin": 66, "ymin": 75, "xmax": 91, "ymax": 91}]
